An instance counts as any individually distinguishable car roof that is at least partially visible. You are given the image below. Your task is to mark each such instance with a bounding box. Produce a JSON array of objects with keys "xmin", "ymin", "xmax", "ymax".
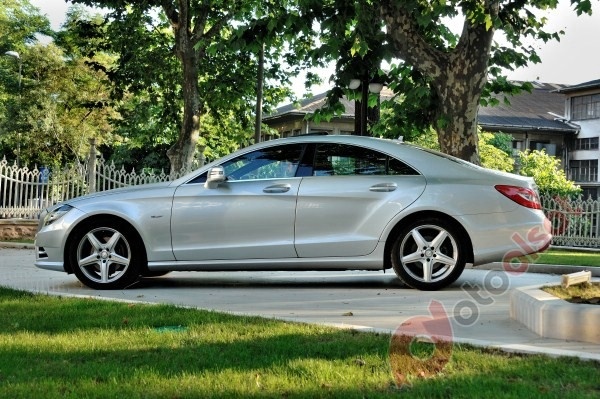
[{"xmin": 171, "ymin": 134, "xmax": 531, "ymax": 187}]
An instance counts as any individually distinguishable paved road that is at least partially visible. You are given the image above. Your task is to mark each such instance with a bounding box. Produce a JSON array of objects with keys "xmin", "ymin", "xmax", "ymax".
[{"xmin": 1, "ymin": 246, "xmax": 599, "ymax": 360}]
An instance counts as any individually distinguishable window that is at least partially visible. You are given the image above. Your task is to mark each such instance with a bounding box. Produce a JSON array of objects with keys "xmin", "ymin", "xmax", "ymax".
[
  {"xmin": 581, "ymin": 187, "xmax": 599, "ymax": 200},
  {"xmin": 571, "ymin": 94, "xmax": 600, "ymax": 120},
  {"xmin": 187, "ymin": 144, "xmax": 306, "ymax": 184},
  {"xmin": 223, "ymin": 144, "xmax": 305, "ymax": 180},
  {"xmin": 569, "ymin": 160, "xmax": 598, "ymax": 182},
  {"xmin": 313, "ymin": 143, "xmax": 418, "ymax": 176},
  {"xmin": 575, "ymin": 137, "xmax": 599, "ymax": 151}
]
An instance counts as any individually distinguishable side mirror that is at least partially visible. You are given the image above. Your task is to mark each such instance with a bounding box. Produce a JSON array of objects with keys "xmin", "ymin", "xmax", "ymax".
[{"xmin": 204, "ymin": 166, "xmax": 226, "ymax": 189}]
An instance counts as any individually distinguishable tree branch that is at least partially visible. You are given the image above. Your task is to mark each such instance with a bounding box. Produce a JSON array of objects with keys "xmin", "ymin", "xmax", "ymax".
[{"xmin": 380, "ymin": 1, "xmax": 447, "ymax": 78}]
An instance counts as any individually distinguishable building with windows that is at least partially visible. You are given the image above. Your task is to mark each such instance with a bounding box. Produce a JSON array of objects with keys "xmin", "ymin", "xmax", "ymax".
[
  {"xmin": 262, "ymin": 88, "xmax": 394, "ymax": 137},
  {"xmin": 556, "ymin": 80, "xmax": 600, "ymax": 199},
  {"xmin": 477, "ymin": 82, "xmax": 578, "ymax": 160}
]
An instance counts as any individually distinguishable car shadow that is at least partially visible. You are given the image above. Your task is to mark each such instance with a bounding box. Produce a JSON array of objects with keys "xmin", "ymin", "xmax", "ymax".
[
  {"xmin": 134, "ymin": 271, "xmax": 410, "ymax": 290},
  {"xmin": 132, "ymin": 270, "xmax": 476, "ymax": 292}
]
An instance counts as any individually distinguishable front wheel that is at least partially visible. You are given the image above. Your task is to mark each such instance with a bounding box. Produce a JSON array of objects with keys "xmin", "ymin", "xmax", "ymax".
[
  {"xmin": 68, "ymin": 220, "xmax": 145, "ymax": 289},
  {"xmin": 390, "ymin": 218, "xmax": 467, "ymax": 291}
]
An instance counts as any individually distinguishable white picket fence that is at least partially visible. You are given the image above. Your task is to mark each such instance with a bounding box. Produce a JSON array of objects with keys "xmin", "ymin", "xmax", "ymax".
[
  {"xmin": 1, "ymin": 150, "xmax": 600, "ymax": 248},
  {"xmin": 0, "ymin": 145, "xmax": 194, "ymax": 220}
]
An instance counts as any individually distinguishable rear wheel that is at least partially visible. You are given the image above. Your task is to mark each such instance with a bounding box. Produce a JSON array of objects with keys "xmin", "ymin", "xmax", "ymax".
[
  {"xmin": 68, "ymin": 220, "xmax": 145, "ymax": 289},
  {"xmin": 390, "ymin": 218, "xmax": 466, "ymax": 291}
]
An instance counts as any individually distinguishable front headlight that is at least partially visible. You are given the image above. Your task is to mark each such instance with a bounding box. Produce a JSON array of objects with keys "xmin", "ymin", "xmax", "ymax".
[{"xmin": 43, "ymin": 204, "xmax": 74, "ymax": 227}]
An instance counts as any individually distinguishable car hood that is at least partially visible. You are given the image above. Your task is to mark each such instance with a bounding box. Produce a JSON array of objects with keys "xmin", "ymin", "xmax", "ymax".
[{"xmin": 54, "ymin": 181, "xmax": 176, "ymax": 208}]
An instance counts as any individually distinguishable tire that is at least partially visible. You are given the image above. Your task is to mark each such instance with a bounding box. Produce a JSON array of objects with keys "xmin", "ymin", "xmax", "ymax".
[
  {"xmin": 390, "ymin": 218, "xmax": 466, "ymax": 291},
  {"xmin": 68, "ymin": 219, "xmax": 145, "ymax": 290}
]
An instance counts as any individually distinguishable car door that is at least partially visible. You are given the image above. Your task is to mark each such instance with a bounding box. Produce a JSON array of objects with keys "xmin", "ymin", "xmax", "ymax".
[
  {"xmin": 294, "ymin": 143, "xmax": 426, "ymax": 257},
  {"xmin": 171, "ymin": 143, "xmax": 305, "ymax": 261}
]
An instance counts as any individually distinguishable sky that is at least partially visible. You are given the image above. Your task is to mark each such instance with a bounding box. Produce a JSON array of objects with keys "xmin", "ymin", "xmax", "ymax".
[{"xmin": 30, "ymin": 0, "xmax": 600, "ymax": 94}]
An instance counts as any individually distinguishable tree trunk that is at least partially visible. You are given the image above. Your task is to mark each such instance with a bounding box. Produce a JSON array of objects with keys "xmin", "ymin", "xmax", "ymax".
[
  {"xmin": 164, "ymin": 0, "xmax": 201, "ymax": 174},
  {"xmin": 166, "ymin": 48, "xmax": 201, "ymax": 174},
  {"xmin": 381, "ymin": 1, "xmax": 498, "ymax": 164}
]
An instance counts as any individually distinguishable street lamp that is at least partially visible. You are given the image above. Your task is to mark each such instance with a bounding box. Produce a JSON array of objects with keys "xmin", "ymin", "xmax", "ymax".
[
  {"xmin": 4, "ymin": 51, "xmax": 22, "ymax": 166},
  {"xmin": 349, "ymin": 76, "xmax": 383, "ymax": 136},
  {"xmin": 4, "ymin": 51, "xmax": 21, "ymax": 90}
]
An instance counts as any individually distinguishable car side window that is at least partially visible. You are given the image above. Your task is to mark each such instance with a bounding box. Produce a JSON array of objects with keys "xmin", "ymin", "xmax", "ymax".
[
  {"xmin": 186, "ymin": 144, "xmax": 306, "ymax": 184},
  {"xmin": 313, "ymin": 143, "xmax": 419, "ymax": 176},
  {"xmin": 388, "ymin": 157, "xmax": 420, "ymax": 175},
  {"xmin": 220, "ymin": 144, "xmax": 305, "ymax": 181}
]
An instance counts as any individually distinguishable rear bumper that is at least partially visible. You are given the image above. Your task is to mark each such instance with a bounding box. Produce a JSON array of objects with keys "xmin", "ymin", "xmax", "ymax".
[{"xmin": 463, "ymin": 210, "xmax": 552, "ymax": 266}]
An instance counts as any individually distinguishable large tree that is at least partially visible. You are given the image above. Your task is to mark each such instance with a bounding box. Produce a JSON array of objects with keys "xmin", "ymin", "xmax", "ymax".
[
  {"xmin": 298, "ymin": 0, "xmax": 593, "ymax": 163},
  {"xmin": 0, "ymin": 1, "xmax": 54, "ymax": 165},
  {"xmin": 380, "ymin": 0, "xmax": 591, "ymax": 163},
  {"xmin": 70, "ymin": 0, "xmax": 305, "ymax": 173}
]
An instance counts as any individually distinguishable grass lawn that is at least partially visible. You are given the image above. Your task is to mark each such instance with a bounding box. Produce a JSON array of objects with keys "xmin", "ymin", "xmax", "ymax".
[
  {"xmin": 527, "ymin": 248, "xmax": 600, "ymax": 267},
  {"xmin": 0, "ymin": 287, "xmax": 599, "ymax": 398}
]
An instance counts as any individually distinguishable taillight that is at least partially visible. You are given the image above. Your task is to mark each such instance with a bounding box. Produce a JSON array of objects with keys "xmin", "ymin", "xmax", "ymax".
[{"xmin": 495, "ymin": 185, "xmax": 541, "ymax": 209}]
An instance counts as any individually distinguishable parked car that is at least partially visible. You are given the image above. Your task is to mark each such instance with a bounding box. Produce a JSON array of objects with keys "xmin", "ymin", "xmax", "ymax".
[{"xmin": 35, "ymin": 135, "xmax": 551, "ymax": 290}]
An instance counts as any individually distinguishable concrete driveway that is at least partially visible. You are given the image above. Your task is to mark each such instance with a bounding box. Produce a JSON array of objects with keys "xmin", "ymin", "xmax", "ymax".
[{"xmin": 1, "ymin": 246, "xmax": 599, "ymax": 360}]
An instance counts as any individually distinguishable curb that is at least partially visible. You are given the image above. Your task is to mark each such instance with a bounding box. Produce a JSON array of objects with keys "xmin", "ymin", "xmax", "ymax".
[
  {"xmin": 0, "ymin": 241, "xmax": 35, "ymax": 249},
  {"xmin": 510, "ymin": 284, "xmax": 600, "ymax": 345},
  {"xmin": 478, "ymin": 262, "xmax": 600, "ymax": 277}
]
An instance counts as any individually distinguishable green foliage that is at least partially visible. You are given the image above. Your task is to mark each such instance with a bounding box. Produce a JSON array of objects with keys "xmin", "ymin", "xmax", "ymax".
[
  {"xmin": 197, "ymin": 110, "xmax": 254, "ymax": 164},
  {"xmin": 407, "ymin": 130, "xmax": 514, "ymax": 172},
  {"xmin": 377, "ymin": 65, "xmax": 438, "ymax": 140},
  {"xmin": 0, "ymin": 41, "xmax": 117, "ymax": 167},
  {"xmin": 293, "ymin": 0, "xmax": 593, "ymax": 161},
  {"xmin": 2, "ymin": 0, "xmax": 595, "ymax": 169},
  {"xmin": 0, "ymin": 0, "xmax": 52, "ymax": 50},
  {"xmin": 479, "ymin": 131, "xmax": 514, "ymax": 172},
  {"xmin": 0, "ymin": 0, "xmax": 53, "ymax": 164},
  {"xmin": 486, "ymin": 131, "xmax": 514, "ymax": 156},
  {"xmin": 518, "ymin": 150, "xmax": 581, "ymax": 197},
  {"xmin": 0, "ymin": 3, "xmax": 117, "ymax": 167},
  {"xmin": 66, "ymin": 0, "xmax": 305, "ymax": 171},
  {"xmin": 405, "ymin": 128, "xmax": 440, "ymax": 151}
]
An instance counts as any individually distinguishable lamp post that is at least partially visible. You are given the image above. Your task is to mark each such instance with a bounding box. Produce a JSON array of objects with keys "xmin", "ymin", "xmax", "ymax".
[
  {"xmin": 349, "ymin": 76, "xmax": 383, "ymax": 136},
  {"xmin": 4, "ymin": 51, "xmax": 22, "ymax": 166},
  {"xmin": 4, "ymin": 51, "xmax": 22, "ymax": 90}
]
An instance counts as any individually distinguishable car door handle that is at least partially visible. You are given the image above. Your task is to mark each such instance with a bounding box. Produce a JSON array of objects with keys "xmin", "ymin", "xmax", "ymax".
[
  {"xmin": 263, "ymin": 184, "xmax": 291, "ymax": 193},
  {"xmin": 369, "ymin": 183, "xmax": 398, "ymax": 192}
]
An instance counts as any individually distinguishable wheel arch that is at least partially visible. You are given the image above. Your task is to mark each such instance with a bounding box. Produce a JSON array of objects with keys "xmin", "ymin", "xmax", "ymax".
[
  {"xmin": 383, "ymin": 210, "xmax": 474, "ymax": 270},
  {"xmin": 63, "ymin": 214, "xmax": 148, "ymax": 274}
]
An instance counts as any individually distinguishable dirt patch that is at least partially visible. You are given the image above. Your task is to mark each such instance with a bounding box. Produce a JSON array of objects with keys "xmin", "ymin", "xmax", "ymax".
[{"xmin": 543, "ymin": 282, "xmax": 600, "ymax": 305}]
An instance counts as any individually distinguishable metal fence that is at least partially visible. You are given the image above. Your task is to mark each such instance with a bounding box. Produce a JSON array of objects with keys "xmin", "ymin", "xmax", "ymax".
[
  {"xmin": 542, "ymin": 194, "xmax": 600, "ymax": 248},
  {"xmin": 1, "ymin": 148, "xmax": 600, "ymax": 248},
  {"xmin": 0, "ymin": 159, "xmax": 87, "ymax": 219},
  {"xmin": 0, "ymin": 140, "xmax": 193, "ymax": 219}
]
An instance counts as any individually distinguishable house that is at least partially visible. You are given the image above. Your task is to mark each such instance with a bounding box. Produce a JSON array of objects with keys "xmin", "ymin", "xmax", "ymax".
[
  {"xmin": 262, "ymin": 88, "xmax": 395, "ymax": 137},
  {"xmin": 555, "ymin": 80, "xmax": 600, "ymax": 199},
  {"xmin": 478, "ymin": 82, "xmax": 578, "ymax": 159},
  {"xmin": 263, "ymin": 81, "xmax": 598, "ymax": 197}
]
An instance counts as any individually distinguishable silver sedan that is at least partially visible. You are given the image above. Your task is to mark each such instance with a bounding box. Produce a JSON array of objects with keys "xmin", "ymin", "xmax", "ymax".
[{"xmin": 35, "ymin": 135, "xmax": 551, "ymax": 290}]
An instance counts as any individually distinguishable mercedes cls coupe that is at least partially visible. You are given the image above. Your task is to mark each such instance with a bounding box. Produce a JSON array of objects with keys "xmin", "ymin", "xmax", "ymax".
[{"xmin": 35, "ymin": 135, "xmax": 551, "ymax": 290}]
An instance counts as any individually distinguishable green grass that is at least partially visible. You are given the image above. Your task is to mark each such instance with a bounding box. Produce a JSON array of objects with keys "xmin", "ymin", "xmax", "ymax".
[
  {"xmin": 530, "ymin": 249, "xmax": 600, "ymax": 267},
  {"xmin": 0, "ymin": 287, "xmax": 599, "ymax": 398}
]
